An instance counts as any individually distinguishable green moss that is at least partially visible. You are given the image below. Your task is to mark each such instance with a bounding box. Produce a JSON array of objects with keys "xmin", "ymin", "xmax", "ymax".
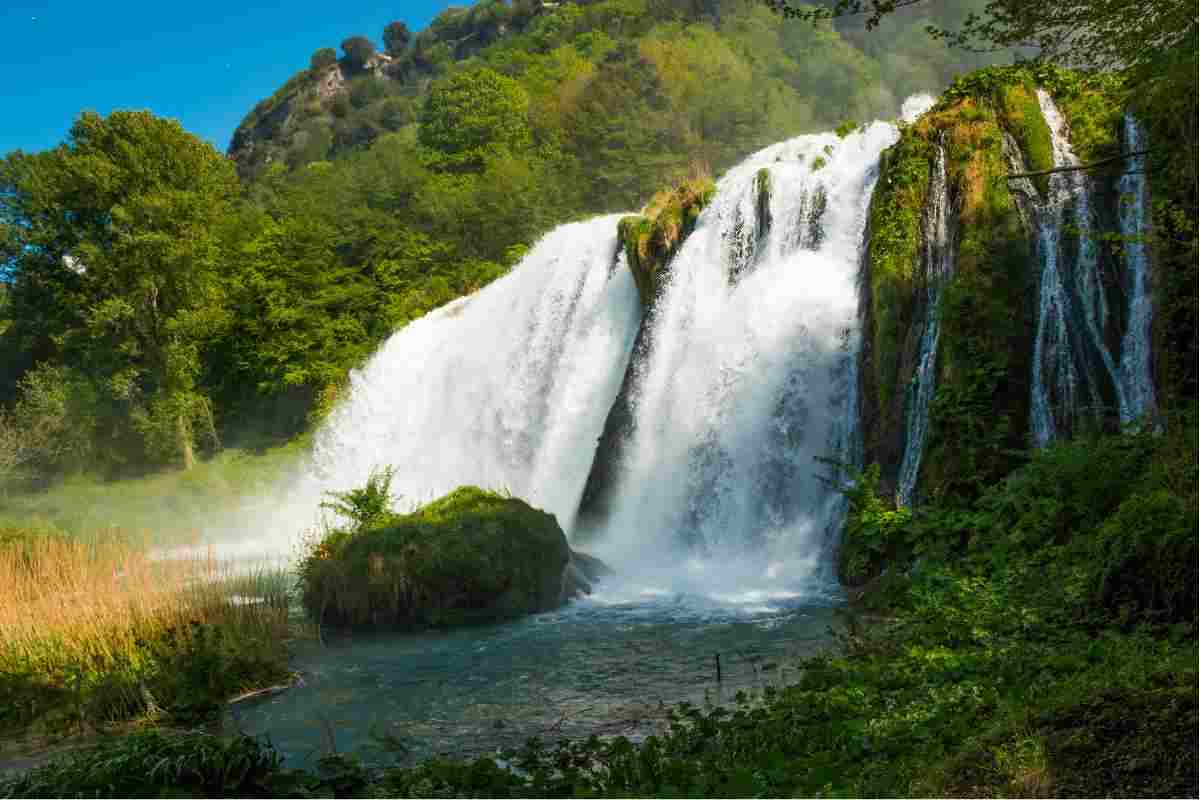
[
  {"xmin": 865, "ymin": 128, "xmax": 935, "ymax": 420},
  {"xmin": 300, "ymin": 486, "xmax": 570, "ymax": 630},
  {"xmin": 998, "ymin": 83, "xmax": 1054, "ymax": 196},
  {"xmin": 923, "ymin": 103, "xmax": 1032, "ymax": 500},
  {"xmin": 618, "ymin": 214, "xmax": 655, "ymax": 306},
  {"xmin": 618, "ymin": 174, "xmax": 715, "ymax": 308},
  {"xmin": 834, "ymin": 119, "xmax": 860, "ymax": 138}
]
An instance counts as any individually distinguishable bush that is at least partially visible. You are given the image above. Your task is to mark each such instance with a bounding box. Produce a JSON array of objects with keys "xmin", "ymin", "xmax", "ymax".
[
  {"xmin": 383, "ymin": 21, "xmax": 412, "ymax": 56},
  {"xmin": 341, "ymin": 36, "xmax": 377, "ymax": 71},
  {"xmin": 309, "ymin": 47, "xmax": 337, "ymax": 72},
  {"xmin": 0, "ymin": 730, "xmax": 287, "ymax": 798}
]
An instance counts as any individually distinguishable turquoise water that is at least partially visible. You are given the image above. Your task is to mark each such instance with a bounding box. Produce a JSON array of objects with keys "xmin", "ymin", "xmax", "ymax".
[{"xmin": 229, "ymin": 585, "xmax": 842, "ymax": 768}]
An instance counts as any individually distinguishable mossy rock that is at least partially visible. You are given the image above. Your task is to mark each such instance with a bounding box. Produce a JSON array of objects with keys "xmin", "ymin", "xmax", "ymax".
[
  {"xmin": 618, "ymin": 174, "xmax": 715, "ymax": 308},
  {"xmin": 300, "ymin": 487, "xmax": 573, "ymax": 630}
]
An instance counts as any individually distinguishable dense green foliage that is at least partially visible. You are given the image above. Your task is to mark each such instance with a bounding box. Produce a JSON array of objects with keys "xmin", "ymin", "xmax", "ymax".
[
  {"xmin": 0, "ymin": 113, "xmax": 239, "ymax": 473},
  {"xmin": 300, "ymin": 486, "xmax": 570, "ymax": 630}
]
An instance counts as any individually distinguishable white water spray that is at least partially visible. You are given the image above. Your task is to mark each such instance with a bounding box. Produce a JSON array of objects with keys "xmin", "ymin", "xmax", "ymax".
[
  {"xmin": 589, "ymin": 117, "xmax": 916, "ymax": 596},
  {"xmin": 237, "ymin": 216, "xmax": 640, "ymax": 556}
]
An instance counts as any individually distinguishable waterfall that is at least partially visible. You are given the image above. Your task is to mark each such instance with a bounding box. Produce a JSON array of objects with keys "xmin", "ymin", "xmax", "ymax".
[
  {"xmin": 896, "ymin": 143, "xmax": 956, "ymax": 507},
  {"xmin": 250, "ymin": 216, "xmax": 640, "ymax": 553},
  {"xmin": 1028, "ymin": 90, "xmax": 1124, "ymax": 446},
  {"xmin": 1116, "ymin": 114, "xmax": 1157, "ymax": 425},
  {"xmin": 588, "ymin": 120, "xmax": 910, "ymax": 592}
]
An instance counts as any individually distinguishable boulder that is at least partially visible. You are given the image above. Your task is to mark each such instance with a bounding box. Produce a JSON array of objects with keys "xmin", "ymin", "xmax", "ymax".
[
  {"xmin": 300, "ymin": 486, "xmax": 610, "ymax": 630},
  {"xmin": 562, "ymin": 548, "xmax": 615, "ymax": 599}
]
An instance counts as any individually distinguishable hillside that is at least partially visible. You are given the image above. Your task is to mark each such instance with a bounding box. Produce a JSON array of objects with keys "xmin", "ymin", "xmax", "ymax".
[{"xmin": 228, "ymin": 0, "xmax": 1001, "ymax": 203}]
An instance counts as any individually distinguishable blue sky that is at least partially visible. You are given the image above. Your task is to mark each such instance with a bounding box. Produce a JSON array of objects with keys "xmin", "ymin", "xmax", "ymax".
[{"xmin": 0, "ymin": 1, "xmax": 450, "ymax": 156}]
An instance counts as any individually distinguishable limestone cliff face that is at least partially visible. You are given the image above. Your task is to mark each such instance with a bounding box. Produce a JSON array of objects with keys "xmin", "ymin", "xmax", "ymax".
[{"xmin": 861, "ymin": 66, "xmax": 1137, "ymax": 503}]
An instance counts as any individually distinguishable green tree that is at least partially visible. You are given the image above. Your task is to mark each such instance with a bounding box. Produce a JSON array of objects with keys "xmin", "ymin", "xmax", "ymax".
[
  {"xmin": 341, "ymin": 36, "xmax": 377, "ymax": 71},
  {"xmin": 310, "ymin": 47, "xmax": 338, "ymax": 72},
  {"xmin": 383, "ymin": 21, "xmax": 412, "ymax": 56},
  {"xmin": 0, "ymin": 111, "xmax": 238, "ymax": 469},
  {"xmin": 418, "ymin": 67, "xmax": 532, "ymax": 172}
]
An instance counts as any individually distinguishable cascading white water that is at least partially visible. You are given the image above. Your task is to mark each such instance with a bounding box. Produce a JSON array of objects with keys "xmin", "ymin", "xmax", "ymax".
[
  {"xmin": 1028, "ymin": 90, "xmax": 1125, "ymax": 446},
  {"xmin": 239, "ymin": 216, "xmax": 640, "ymax": 555},
  {"xmin": 589, "ymin": 113, "xmax": 926, "ymax": 596},
  {"xmin": 1116, "ymin": 113, "xmax": 1157, "ymax": 425},
  {"xmin": 896, "ymin": 143, "xmax": 955, "ymax": 507}
]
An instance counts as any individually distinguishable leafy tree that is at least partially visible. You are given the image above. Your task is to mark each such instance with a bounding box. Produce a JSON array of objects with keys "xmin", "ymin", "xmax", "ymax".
[
  {"xmin": 383, "ymin": 21, "xmax": 412, "ymax": 56},
  {"xmin": 418, "ymin": 67, "xmax": 532, "ymax": 171},
  {"xmin": 761, "ymin": 0, "xmax": 1195, "ymax": 79},
  {"xmin": 340, "ymin": 36, "xmax": 377, "ymax": 71},
  {"xmin": 0, "ymin": 111, "xmax": 238, "ymax": 469},
  {"xmin": 310, "ymin": 47, "xmax": 338, "ymax": 72}
]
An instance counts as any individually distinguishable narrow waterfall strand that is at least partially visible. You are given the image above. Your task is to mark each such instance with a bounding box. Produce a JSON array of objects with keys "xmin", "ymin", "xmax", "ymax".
[
  {"xmin": 896, "ymin": 144, "xmax": 955, "ymax": 507},
  {"xmin": 1030, "ymin": 90, "xmax": 1125, "ymax": 445},
  {"xmin": 1116, "ymin": 113, "xmax": 1157, "ymax": 425}
]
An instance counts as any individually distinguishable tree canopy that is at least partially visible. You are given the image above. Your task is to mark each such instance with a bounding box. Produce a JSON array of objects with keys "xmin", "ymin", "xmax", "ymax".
[
  {"xmin": 418, "ymin": 68, "xmax": 532, "ymax": 172},
  {"xmin": 0, "ymin": 112, "xmax": 238, "ymax": 469},
  {"xmin": 383, "ymin": 21, "xmax": 412, "ymax": 56},
  {"xmin": 340, "ymin": 36, "xmax": 377, "ymax": 70}
]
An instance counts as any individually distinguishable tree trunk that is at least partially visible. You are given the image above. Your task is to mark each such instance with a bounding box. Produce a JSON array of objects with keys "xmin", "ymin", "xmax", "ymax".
[{"xmin": 177, "ymin": 413, "xmax": 195, "ymax": 471}]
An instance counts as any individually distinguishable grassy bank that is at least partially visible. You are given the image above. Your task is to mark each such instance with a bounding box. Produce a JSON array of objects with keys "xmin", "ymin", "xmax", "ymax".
[{"xmin": 0, "ymin": 530, "xmax": 297, "ymax": 736}]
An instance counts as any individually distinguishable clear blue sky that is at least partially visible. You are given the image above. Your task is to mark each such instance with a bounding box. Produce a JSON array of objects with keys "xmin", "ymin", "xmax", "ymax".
[{"xmin": 0, "ymin": 1, "xmax": 451, "ymax": 156}]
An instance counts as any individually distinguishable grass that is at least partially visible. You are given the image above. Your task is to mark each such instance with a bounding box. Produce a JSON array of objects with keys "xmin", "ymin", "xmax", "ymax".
[{"xmin": 0, "ymin": 529, "xmax": 297, "ymax": 732}]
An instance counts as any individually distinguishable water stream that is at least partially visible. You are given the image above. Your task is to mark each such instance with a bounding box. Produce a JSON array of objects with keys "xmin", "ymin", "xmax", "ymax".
[
  {"xmin": 1028, "ymin": 90, "xmax": 1124, "ymax": 445},
  {"xmin": 1116, "ymin": 113, "xmax": 1157, "ymax": 425},
  {"xmin": 896, "ymin": 143, "xmax": 955, "ymax": 507}
]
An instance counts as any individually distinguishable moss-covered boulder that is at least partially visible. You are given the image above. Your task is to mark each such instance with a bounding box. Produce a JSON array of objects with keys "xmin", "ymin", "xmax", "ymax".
[{"xmin": 300, "ymin": 487, "xmax": 596, "ymax": 630}]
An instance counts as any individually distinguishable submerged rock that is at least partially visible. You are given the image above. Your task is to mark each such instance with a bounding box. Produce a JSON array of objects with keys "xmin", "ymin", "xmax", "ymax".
[
  {"xmin": 300, "ymin": 486, "xmax": 608, "ymax": 630},
  {"xmin": 563, "ymin": 548, "xmax": 615, "ymax": 599}
]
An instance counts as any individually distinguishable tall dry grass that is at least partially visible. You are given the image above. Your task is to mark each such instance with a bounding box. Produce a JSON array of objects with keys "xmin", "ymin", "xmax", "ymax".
[{"xmin": 0, "ymin": 531, "xmax": 294, "ymax": 726}]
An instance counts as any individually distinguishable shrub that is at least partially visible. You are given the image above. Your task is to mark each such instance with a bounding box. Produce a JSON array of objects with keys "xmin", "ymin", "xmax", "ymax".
[
  {"xmin": 341, "ymin": 36, "xmax": 377, "ymax": 71},
  {"xmin": 383, "ymin": 21, "xmax": 412, "ymax": 56},
  {"xmin": 349, "ymin": 76, "xmax": 389, "ymax": 109},
  {"xmin": 0, "ymin": 730, "xmax": 287, "ymax": 798},
  {"xmin": 309, "ymin": 47, "xmax": 337, "ymax": 72}
]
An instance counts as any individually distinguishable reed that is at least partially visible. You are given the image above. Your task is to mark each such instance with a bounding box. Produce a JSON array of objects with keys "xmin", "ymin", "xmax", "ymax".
[{"xmin": 0, "ymin": 530, "xmax": 294, "ymax": 729}]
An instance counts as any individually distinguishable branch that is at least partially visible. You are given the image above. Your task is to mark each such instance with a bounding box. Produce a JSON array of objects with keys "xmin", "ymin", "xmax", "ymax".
[{"xmin": 1006, "ymin": 150, "xmax": 1151, "ymax": 180}]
